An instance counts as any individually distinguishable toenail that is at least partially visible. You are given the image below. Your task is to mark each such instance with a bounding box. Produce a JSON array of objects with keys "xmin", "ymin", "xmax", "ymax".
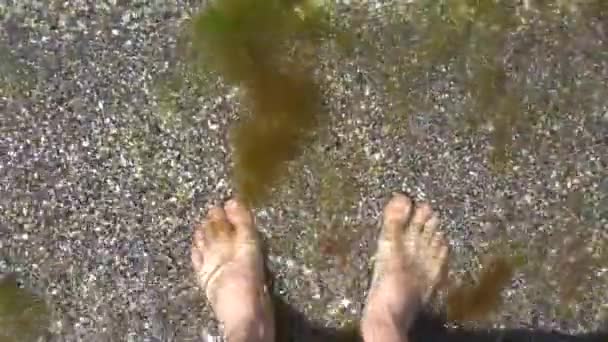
[
  {"xmin": 225, "ymin": 199, "xmax": 240, "ymax": 210},
  {"xmin": 387, "ymin": 197, "xmax": 410, "ymax": 210}
]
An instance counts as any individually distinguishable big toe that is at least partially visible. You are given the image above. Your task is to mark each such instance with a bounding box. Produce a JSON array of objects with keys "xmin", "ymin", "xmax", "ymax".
[
  {"xmin": 224, "ymin": 198, "xmax": 256, "ymax": 242},
  {"xmin": 382, "ymin": 193, "xmax": 413, "ymax": 241},
  {"xmin": 192, "ymin": 206, "xmax": 228, "ymax": 249},
  {"xmin": 191, "ymin": 206, "xmax": 230, "ymax": 266},
  {"xmin": 205, "ymin": 206, "xmax": 237, "ymax": 243}
]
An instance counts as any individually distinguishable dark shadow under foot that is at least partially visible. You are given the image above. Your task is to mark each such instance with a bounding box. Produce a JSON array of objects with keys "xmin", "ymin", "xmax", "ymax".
[{"xmin": 261, "ymin": 222, "xmax": 606, "ymax": 342}]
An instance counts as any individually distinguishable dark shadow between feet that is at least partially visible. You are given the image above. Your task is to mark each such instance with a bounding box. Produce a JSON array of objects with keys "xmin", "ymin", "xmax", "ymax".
[{"xmin": 270, "ymin": 292, "xmax": 608, "ymax": 342}]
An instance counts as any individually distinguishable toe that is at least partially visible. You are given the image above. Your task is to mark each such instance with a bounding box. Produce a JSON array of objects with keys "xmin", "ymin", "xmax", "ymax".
[
  {"xmin": 437, "ymin": 243, "xmax": 450, "ymax": 283},
  {"xmin": 191, "ymin": 245, "xmax": 204, "ymax": 273},
  {"xmin": 382, "ymin": 193, "xmax": 413, "ymax": 241},
  {"xmin": 224, "ymin": 198, "xmax": 257, "ymax": 242},
  {"xmin": 408, "ymin": 203, "xmax": 433, "ymax": 234},
  {"xmin": 207, "ymin": 206, "xmax": 227, "ymax": 221},
  {"xmin": 206, "ymin": 217, "xmax": 236, "ymax": 242},
  {"xmin": 422, "ymin": 214, "xmax": 440, "ymax": 243},
  {"xmin": 438, "ymin": 243, "xmax": 449, "ymax": 263},
  {"xmin": 432, "ymin": 235, "xmax": 449, "ymax": 275},
  {"xmin": 430, "ymin": 231, "xmax": 444, "ymax": 249},
  {"xmin": 197, "ymin": 206, "xmax": 235, "ymax": 244},
  {"xmin": 193, "ymin": 225, "xmax": 205, "ymax": 250}
]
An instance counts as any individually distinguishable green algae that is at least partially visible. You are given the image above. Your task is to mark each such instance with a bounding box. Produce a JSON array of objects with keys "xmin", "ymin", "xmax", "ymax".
[{"xmin": 0, "ymin": 274, "xmax": 50, "ymax": 342}]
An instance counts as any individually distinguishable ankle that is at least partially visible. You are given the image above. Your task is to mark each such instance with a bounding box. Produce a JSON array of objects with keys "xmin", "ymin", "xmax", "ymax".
[
  {"xmin": 361, "ymin": 313, "xmax": 405, "ymax": 342},
  {"xmin": 224, "ymin": 316, "xmax": 273, "ymax": 342},
  {"xmin": 218, "ymin": 291, "xmax": 275, "ymax": 342},
  {"xmin": 361, "ymin": 294, "xmax": 421, "ymax": 340},
  {"xmin": 223, "ymin": 303, "xmax": 275, "ymax": 342}
]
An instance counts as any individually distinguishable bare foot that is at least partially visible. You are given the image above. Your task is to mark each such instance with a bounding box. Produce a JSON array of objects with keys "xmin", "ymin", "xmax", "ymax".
[
  {"xmin": 362, "ymin": 193, "xmax": 449, "ymax": 341},
  {"xmin": 191, "ymin": 199, "xmax": 274, "ymax": 342}
]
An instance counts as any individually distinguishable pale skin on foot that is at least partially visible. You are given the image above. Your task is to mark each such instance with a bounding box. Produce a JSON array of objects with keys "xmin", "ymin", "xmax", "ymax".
[{"xmin": 191, "ymin": 193, "xmax": 450, "ymax": 342}]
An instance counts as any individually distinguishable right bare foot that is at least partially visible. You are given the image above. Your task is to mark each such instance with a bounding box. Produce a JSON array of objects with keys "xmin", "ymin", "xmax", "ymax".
[{"xmin": 362, "ymin": 193, "xmax": 449, "ymax": 340}]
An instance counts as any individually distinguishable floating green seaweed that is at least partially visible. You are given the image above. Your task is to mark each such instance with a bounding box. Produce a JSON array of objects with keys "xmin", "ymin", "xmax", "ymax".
[{"xmin": 0, "ymin": 274, "xmax": 50, "ymax": 342}]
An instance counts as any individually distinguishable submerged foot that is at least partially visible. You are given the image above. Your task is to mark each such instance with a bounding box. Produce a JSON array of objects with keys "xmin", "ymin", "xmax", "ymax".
[
  {"xmin": 362, "ymin": 193, "xmax": 449, "ymax": 340},
  {"xmin": 191, "ymin": 198, "xmax": 274, "ymax": 342}
]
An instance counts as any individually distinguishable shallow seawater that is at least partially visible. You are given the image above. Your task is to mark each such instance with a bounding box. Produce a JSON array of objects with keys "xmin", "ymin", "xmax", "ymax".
[
  {"xmin": 188, "ymin": 0, "xmax": 607, "ymax": 329},
  {"xmin": 0, "ymin": 0, "xmax": 606, "ymax": 340}
]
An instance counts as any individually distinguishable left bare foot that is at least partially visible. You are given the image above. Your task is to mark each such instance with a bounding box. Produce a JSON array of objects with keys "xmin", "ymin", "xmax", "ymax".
[{"xmin": 191, "ymin": 198, "xmax": 274, "ymax": 342}]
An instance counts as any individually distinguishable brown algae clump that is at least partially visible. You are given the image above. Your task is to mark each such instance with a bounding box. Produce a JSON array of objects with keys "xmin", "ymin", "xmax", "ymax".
[
  {"xmin": 191, "ymin": 0, "xmax": 331, "ymax": 206},
  {"xmin": 447, "ymin": 257, "xmax": 514, "ymax": 322}
]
